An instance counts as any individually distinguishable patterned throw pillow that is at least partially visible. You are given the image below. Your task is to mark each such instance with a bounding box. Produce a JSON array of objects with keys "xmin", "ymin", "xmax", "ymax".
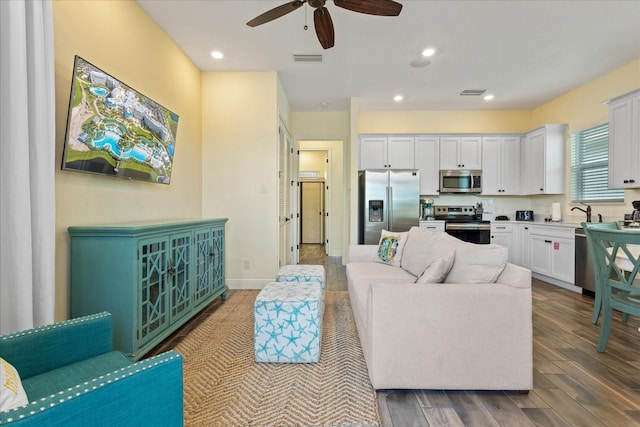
[
  {"xmin": 377, "ymin": 230, "xmax": 408, "ymax": 267},
  {"xmin": 0, "ymin": 357, "xmax": 28, "ymax": 412}
]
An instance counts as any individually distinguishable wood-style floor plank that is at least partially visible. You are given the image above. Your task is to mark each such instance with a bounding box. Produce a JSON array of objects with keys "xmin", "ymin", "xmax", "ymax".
[{"xmin": 149, "ymin": 244, "xmax": 640, "ymax": 427}]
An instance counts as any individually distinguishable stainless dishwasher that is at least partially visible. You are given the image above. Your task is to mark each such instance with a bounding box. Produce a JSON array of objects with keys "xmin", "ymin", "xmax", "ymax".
[{"xmin": 574, "ymin": 227, "xmax": 595, "ymax": 295}]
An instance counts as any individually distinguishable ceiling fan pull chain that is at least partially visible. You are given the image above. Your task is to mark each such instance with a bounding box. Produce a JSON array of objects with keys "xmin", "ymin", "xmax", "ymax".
[{"xmin": 304, "ymin": 2, "xmax": 308, "ymax": 30}]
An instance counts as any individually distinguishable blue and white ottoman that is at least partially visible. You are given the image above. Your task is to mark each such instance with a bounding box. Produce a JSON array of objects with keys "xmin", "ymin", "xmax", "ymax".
[
  {"xmin": 276, "ymin": 264, "xmax": 325, "ymax": 288},
  {"xmin": 254, "ymin": 281, "xmax": 324, "ymax": 363}
]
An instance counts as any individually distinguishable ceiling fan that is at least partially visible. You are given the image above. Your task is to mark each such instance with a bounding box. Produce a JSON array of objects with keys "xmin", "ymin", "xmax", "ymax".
[{"xmin": 246, "ymin": 0, "xmax": 403, "ymax": 49}]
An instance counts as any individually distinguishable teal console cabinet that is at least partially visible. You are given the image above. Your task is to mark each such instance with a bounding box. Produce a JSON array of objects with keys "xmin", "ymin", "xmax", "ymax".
[{"xmin": 69, "ymin": 218, "xmax": 228, "ymax": 360}]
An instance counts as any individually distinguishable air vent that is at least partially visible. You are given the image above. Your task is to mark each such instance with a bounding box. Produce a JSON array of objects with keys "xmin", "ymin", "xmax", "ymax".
[
  {"xmin": 293, "ymin": 54, "xmax": 323, "ymax": 62},
  {"xmin": 460, "ymin": 89, "xmax": 487, "ymax": 96}
]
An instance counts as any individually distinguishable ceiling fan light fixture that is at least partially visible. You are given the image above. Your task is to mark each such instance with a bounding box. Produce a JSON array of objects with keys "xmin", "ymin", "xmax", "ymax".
[
  {"xmin": 484, "ymin": 94, "xmax": 495, "ymax": 101},
  {"xmin": 393, "ymin": 95, "xmax": 404, "ymax": 102},
  {"xmin": 246, "ymin": 0, "xmax": 403, "ymax": 49},
  {"xmin": 210, "ymin": 51, "xmax": 224, "ymax": 59}
]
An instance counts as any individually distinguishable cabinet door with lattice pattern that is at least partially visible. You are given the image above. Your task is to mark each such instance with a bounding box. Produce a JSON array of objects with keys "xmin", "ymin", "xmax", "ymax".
[
  {"xmin": 168, "ymin": 231, "xmax": 193, "ymax": 322},
  {"xmin": 210, "ymin": 226, "xmax": 225, "ymax": 292},
  {"xmin": 193, "ymin": 227, "xmax": 214, "ymax": 305},
  {"xmin": 138, "ymin": 237, "xmax": 170, "ymax": 346}
]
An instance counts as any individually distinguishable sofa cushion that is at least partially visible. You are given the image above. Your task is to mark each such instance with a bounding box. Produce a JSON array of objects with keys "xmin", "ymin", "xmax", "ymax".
[
  {"xmin": 0, "ymin": 357, "xmax": 28, "ymax": 411},
  {"xmin": 416, "ymin": 251, "xmax": 456, "ymax": 283},
  {"xmin": 445, "ymin": 244, "xmax": 508, "ymax": 284},
  {"xmin": 401, "ymin": 227, "xmax": 469, "ymax": 277},
  {"xmin": 22, "ymin": 351, "xmax": 131, "ymax": 401},
  {"xmin": 376, "ymin": 230, "xmax": 408, "ymax": 267}
]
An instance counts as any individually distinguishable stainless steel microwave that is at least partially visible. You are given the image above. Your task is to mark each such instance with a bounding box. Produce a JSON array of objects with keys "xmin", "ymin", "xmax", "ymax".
[{"xmin": 439, "ymin": 170, "xmax": 482, "ymax": 193}]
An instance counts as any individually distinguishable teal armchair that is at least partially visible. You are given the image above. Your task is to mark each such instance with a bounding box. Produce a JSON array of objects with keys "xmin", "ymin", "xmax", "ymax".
[{"xmin": 0, "ymin": 312, "xmax": 183, "ymax": 426}]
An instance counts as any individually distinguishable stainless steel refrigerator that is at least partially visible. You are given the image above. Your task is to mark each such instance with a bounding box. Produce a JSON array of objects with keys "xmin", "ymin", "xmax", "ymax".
[{"xmin": 358, "ymin": 170, "xmax": 420, "ymax": 244}]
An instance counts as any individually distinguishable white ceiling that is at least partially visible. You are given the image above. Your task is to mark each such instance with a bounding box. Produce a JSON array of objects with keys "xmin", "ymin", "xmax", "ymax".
[{"xmin": 137, "ymin": 0, "xmax": 640, "ymax": 112}]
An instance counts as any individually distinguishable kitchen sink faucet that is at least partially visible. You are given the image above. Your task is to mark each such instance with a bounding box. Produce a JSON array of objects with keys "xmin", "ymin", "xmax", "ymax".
[{"xmin": 571, "ymin": 204, "xmax": 592, "ymax": 222}]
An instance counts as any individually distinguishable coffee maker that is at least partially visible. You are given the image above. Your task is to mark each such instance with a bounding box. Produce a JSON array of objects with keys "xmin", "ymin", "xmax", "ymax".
[{"xmin": 422, "ymin": 198, "xmax": 435, "ymax": 220}]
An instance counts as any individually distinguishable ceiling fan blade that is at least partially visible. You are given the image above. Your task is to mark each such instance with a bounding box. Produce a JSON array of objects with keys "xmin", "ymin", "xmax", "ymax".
[
  {"xmin": 314, "ymin": 7, "xmax": 335, "ymax": 49},
  {"xmin": 247, "ymin": 0, "xmax": 305, "ymax": 27},
  {"xmin": 334, "ymin": 0, "xmax": 402, "ymax": 16}
]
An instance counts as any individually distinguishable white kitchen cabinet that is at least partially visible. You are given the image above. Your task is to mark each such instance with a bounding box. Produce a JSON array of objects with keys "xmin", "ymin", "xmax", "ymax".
[
  {"xmin": 606, "ymin": 89, "xmax": 640, "ymax": 189},
  {"xmin": 482, "ymin": 136, "xmax": 521, "ymax": 195},
  {"xmin": 527, "ymin": 225, "xmax": 575, "ymax": 284},
  {"xmin": 521, "ymin": 125, "xmax": 566, "ymax": 195},
  {"xmin": 513, "ymin": 223, "xmax": 531, "ymax": 268},
  {"xmin": 419, "ymin": 220, "xmax": 445, "ymax": 232},
  {"xmin": 414, "ymin": 136, "xmax": 440, "ymax": 194},
  {"xmin": 439, "ymin": 136, "xmax": 482, "ymax": 170},
  {"xmin": 359, "ymin": 136, "xmax": 414, "ymax": 170},
  {"xmin": 490, "ymin": 222, "xmax": 514, "ymax": 262}
]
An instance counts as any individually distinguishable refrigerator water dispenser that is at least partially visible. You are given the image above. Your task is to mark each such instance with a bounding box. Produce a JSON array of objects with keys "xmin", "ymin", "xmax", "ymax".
[{"xmin": 369, "ymin": 200, "xmax": 383, "ymax": 222}]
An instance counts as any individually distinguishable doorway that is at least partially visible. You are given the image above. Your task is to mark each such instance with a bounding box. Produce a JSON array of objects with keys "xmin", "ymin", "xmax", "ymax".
[{"xmin": 300, "ymin": 181, "xmax": 324, "ymax": 244}]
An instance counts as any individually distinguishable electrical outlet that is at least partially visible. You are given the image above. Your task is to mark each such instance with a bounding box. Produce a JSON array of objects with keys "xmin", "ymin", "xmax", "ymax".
[{"xmin": 242, "ymin": 259, "xmax": 250, "ymax": 269}]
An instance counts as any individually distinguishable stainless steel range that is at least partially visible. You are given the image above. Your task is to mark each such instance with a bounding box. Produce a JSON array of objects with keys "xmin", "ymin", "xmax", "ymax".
[{"xmin": 434, "ymin": 205, "xmax": 490, "ymax": 244}]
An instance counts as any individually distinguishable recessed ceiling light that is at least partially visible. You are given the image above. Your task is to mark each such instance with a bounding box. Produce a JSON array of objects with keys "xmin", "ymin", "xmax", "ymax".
[
  {"xmin": 422, "ymin": 48, "xmax": 436, "ymax": 57},
  {"xmin": 211, "ymin": 51, "xmax": 224, "ymax": 59},
  {"xmin": 484, "ymin": 94, "xmax": 495, "ymax": 101},
  {"xmin": 394, "ymin": 95, "xmax": 403, "ymax": 102},
  {"xmin": 320, "ymin": 102, "xmax": 329, "ymax": 108}
]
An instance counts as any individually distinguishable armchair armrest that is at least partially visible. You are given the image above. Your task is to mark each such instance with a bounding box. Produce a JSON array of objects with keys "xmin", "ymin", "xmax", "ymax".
[
  {"xmin": 0, "ymin": 313, "xmax": 112, "ymax": 380},
  {"xmin": 0, "ymin": 351, "xmax": 184, "ymax": 426}
]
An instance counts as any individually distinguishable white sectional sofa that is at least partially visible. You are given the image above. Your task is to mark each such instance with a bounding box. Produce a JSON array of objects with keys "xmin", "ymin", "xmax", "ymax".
[{"xmin": 346, "ymin": 226, "xmax": 533, "ymax": 391}]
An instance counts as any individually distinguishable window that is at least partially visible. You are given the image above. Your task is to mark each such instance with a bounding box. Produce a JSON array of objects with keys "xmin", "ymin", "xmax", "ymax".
[{"xmin": 570, "ymin": 123, "xmax": 624, "ymax": 203}]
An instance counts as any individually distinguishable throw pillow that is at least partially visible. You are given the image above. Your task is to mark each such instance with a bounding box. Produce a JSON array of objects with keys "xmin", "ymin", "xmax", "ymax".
[
  {"xmin": 416, "ymin": 251, "xmax": 456, "ymax": 283},
  {"xmin": 0, "ymin": 357, "xmax": 28, "ymax": 412},
  {"xmin": 444, "ymin": 244, "xmax": 508, "ymax": 284},
  {"xmin": 376, "ymin": 230, "xmax": 408, "ymax": 267},
  {"xmin": 401, "ymin": 227, "xmax": 469, "ymax": 277}
]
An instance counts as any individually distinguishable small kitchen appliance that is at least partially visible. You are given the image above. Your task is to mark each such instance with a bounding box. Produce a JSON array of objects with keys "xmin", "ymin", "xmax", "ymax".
[
  {"xmin": 422, "ymin": 198, "xmax": 435, "ymax": 220},
  {"xmin": 515, "ymin": 210, "xmax": 534, "ymax": 221}
]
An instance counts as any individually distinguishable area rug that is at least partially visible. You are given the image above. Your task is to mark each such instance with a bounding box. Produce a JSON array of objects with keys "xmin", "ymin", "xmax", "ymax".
[{"xmin": 175, "ymin": 290, "xmax": 380, "ymax": 427}]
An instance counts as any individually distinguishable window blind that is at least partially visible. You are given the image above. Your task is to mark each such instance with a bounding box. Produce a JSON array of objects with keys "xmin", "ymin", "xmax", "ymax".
[{"xmin": 570, "ymin": 123, "xmax": 624, "ymax": 203}]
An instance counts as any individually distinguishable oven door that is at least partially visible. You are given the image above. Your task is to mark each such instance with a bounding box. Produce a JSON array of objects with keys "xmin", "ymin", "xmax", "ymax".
[{"xmin": 445, "ymin": 223, "xmax": 490, "ymax": 244}]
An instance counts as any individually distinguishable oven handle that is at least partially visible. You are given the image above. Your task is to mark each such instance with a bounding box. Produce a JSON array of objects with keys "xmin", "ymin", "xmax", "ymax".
[{"xmin": 445, "ymin": 223, "xmax": 491, "ymax": 231}]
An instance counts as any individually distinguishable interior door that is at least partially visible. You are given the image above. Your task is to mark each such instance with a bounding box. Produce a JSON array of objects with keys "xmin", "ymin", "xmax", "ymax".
[
  {"xmin": 301, "ymin": 182, "xmax": 324, "ymax": 243},
  {"xmin": 278, "ymin": 124, "xmax": 292, "ymax": 267}
]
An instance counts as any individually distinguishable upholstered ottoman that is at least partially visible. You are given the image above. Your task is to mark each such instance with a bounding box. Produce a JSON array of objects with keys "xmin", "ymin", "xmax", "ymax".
[
  {"xmin": 276, "ymin": 264, "xmax": 325, "ymax": 288},
  {"xmin": 254, "ymin": 281, "xmax": 324, "ymax": 363}
]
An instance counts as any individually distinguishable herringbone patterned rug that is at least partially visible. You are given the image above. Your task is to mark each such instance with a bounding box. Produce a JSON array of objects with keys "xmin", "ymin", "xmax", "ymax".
[{"xmin": 175, "ymin": 290, "xmax": 380, "ymax": 427}]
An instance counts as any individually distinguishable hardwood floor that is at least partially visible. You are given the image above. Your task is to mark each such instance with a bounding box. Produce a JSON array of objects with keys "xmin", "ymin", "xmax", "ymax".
[{"xmin": 151, "ymin": 244, "xmax": 640, "ymax": 426}]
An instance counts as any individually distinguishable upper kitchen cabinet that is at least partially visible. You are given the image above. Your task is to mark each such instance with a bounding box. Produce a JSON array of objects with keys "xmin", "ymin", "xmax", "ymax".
[
  {"xmin": 482, "ymin": 136, "xmax": 521, "ymax": 195},
  {"xmin": 606, "ymin": 89, "xmax": 640, "ymax": 189},
  {"xmin": 359, "ymin": 136, "xmax": 414, "ymax": 170},
  {"xmin": 521, "ymin": 124, "xmax": 566, "ymax": 195},
  {"xmin": 440, "ymin": 136, "xmax": 482, "ymax": 170},
  {"xmin": 414, "ymin": 136, "xmax": 440, "ymax": 195}
]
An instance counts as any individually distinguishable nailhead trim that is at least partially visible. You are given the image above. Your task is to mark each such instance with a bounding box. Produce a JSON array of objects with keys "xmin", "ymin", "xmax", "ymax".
[
  {"xmin": 0, "ymin": 352, "xmax": 180, "ymax": 424},
  {"xmin": 0, "ymin": 312, "xmax": 111, "ymax": 342}
]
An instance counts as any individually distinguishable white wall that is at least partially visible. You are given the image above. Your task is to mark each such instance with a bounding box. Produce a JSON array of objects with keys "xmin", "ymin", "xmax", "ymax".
[
  {"xmin": 53, "ymin": 0, "xmax": 203, "ymax": 320},
  {"xmin": 201, "ymin": 71, "xmax": 283, "ymax": 289}
]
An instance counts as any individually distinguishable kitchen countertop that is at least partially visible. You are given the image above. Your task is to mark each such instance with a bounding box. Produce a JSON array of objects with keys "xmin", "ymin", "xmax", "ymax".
[{"xmin": 491, "ymin": 219, "xmax": 582, "ymax": 228}]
